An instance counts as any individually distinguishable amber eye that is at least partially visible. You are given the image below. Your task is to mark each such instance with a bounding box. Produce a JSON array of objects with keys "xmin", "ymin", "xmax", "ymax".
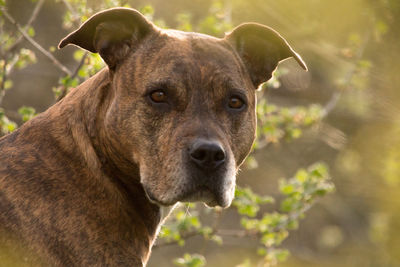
[
  {"xmin": 150, "ymin": 90, "xmax": 167, "ymax": 103},
  {"xmin": 228, "ymin": 96, "xmax": 245, "ymax": 109}
]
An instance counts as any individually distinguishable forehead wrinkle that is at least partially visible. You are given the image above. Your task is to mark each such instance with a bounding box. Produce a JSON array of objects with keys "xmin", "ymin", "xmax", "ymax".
[
  {"xmin": 156, "ymin": 50, "xmax": 200, "ymax": 97},
  {"xmin": 138, "ymin": 36, "xmax": 194, "ymax": 84},
  {"xmin": 189, "ymin": 38, "xmax": 247, "ymax": 90},
  {"xmin": 157, "ymin": 37, "xmax": 203, "ymax": 96},
  {"xmin": 195, "ymin": 58, "xmax": 247, "ymax": 102}
]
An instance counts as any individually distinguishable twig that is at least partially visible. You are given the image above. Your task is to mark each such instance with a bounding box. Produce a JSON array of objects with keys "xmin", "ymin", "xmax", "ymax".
[
  {"xmin": 0, "ymin": 0, "xmax": 45, "ymax": 105},
  {"xmin": 153, "ymin": 227, "xmax": 253, "ymax": 249},
  {"xmin": 0, "ymin": 57, "xmax": 7, "ymax": 106},
  {"xmin": 154, "ymin": 209, "xmax": 225, "ymax": 249},
  {"xmin": 1, "ymin": 8, "xmax": 72, "ymax": 76},
  {"xmin": 211, "ymin": 208, "xmax": 223, "ymax": 232},
  {"xmin": 154, "ymin": 209, "xmax": 246, "ymax": 249},
  {"xmin": 216, "ymin": 228, "xmax": 248, "ymax": 237},
  {"xmin": 251, "ymin": 31, "xmax": 372, "ymax": 154},
  {"xmin": 55, "ymin": 52, "xmax": 88, "ymax": 101},
  {"xmin": 153, "ymin": 192, "xmax": 316, "ymax": 252},
  {"xmin": 7, "ymin": 0, "xmax": 45, "ymax": 54},
  {"xmin": 321, "ymin": 30, "xmax": 371, "ymax": 118},
  {"xmin": 71, "ymin": 52, "xmax": 88, "ymax": 78},
  {"xmin": 153, "ymin": 231, "xmax": 200, "ymax": 249},
  {"xmin": 61, "ymin": 0, "xmax": 81, "ymax": 27}
]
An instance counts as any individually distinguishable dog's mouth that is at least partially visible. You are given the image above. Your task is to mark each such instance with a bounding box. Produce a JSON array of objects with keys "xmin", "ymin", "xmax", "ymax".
[
  {"xmin": 144, "ymin": 184, "xmax": 233, "ymax": 208},
  {"xmin": 179, "ymin": 185, "xmax": 227, "ymax": 207}
]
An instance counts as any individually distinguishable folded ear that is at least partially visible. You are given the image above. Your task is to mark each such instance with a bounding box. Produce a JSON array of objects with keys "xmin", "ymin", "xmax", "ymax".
[
  {"xmin": 225, "ymin": 23, "xmax": 307, "ymax": 88},
  {"xmin": 58, "ymin": 7, "xmax": 157, "ymax": 69}
]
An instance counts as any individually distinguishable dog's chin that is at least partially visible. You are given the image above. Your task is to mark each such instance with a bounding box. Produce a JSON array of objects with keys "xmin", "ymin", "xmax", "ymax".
[
  {"xmin": 179, "ymin": 186, "xmax": 233, "ymax": 208},
  {"xmin": 144, "ymin": 186, "xmax": 233, "ymax": 208}
]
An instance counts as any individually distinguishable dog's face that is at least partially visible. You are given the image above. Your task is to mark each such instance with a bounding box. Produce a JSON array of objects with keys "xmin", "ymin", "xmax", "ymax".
[
  {"xmin": 59, "ymin": 8, "xmax": 306, "ymax": 208},
  {"xmin": 115, "ymin": 31, "xmax": 257, "ymax": 208}
]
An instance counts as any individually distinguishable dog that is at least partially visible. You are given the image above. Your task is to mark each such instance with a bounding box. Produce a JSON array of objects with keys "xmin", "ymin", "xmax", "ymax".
[{"xmin": 0, "ymin": 7, "xmax": 306, "ymax": 266}]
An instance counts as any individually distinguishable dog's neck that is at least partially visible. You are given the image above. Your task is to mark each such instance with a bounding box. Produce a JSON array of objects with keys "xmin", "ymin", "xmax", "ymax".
[{"xmin": 52, "ymin": 68, "xmax": 168, "ymax": 261}]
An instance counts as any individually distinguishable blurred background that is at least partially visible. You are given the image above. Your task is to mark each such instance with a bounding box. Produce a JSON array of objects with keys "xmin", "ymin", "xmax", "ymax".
[{"xmin": 1, "ymin": 0, "xmax": 400, "ymax": 266}]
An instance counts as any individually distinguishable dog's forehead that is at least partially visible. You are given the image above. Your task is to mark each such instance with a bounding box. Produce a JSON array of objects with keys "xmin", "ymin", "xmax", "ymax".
[
  {"xmin": 136, "ymin": 29, "xmax": 250, "ymax": 91},
  {"xmin": 160, "ymin": 29, "xmax": 236, "ymax": 66},
  {"xmin": 162, "ymin": 29, "xmax": 220, "ymax": 41}
]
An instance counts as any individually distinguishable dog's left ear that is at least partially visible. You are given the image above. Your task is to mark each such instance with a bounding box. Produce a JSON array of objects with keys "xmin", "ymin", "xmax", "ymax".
[
  {"xmin": 225, "ymin": 23, "xmax": 307, "ymax": 88},
  {"xmin": 58, "ymin": 8, "xmax": 157, "ymax": 69}
]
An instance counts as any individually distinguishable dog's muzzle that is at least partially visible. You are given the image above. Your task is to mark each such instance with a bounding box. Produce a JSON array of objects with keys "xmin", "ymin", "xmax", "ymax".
[
  {"xmin": 182, "ymin": 138, "xmax": 235, "ymax": 208},
  {"xmin": 142, "ymin": 138, "xmax": 236, "ymax": 208}
]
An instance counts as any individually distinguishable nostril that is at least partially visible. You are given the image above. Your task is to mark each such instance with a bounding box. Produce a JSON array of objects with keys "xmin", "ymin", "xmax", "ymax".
[
  {"xmin": 214, "ymin": 150, "xmax": 225, "ymax": 162},
  {"xmin": 189, "ymin": 139, "xmax": 226, "ymax": 169},
  {"xmin": 191, "ymin": 148, "xmax": 207, "ymax": 161}
]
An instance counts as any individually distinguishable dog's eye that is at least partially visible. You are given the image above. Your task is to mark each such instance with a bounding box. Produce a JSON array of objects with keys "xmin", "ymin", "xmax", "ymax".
[
  {"xmin": 150, "ymin": 90, "xmax": 167, "ymax": 103},
  {"xmin": 228, "ymin": 96, "xmax": 245, "ymax": 109}
]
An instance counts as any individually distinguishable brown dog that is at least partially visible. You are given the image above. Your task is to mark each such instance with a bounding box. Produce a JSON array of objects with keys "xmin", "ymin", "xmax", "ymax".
[{"xmin": 0, "ymin": 7, "xmax": 306, "ymax": 266}]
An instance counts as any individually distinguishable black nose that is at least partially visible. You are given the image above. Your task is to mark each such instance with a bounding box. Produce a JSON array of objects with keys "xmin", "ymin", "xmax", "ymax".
[{"xmin": 189, "ymin": 139, "xmax": 226, "ymax": 170}]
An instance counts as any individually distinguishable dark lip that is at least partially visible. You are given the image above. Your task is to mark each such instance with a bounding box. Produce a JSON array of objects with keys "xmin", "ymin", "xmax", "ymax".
[
  {"xmin": 179, "ymin": 185, "xmax": 227, "ymax": 207},
  {"xmin": 144, "ymin": 185, "xmax": 219, "ymax": 207}
]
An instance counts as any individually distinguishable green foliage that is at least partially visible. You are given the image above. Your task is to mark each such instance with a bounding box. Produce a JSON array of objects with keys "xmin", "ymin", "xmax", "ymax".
[
  {"xmin": 0, "ymin": 48, "xmax": 36, "ymax": 92},
  {"xmin": 255, "ymin": 99, "xmax": 323, "ymax": 147},
  {"xmin": 159, "ymin": 204, "xmax": 202, "ymax": 246},
  {"xmin": 173, "ymin": 253, "xmax": 206, "ymax": 267},
  {"xmin": 237, "ymin": 163, "xmax": 333, "ymax": 266},
  {"xmin": 0, "ymin": 108, "xmax": 17, "ymax": 134},
  {"xmin": 13, "ymin": 48, "xmax": 37, "ymax": 69},
  {"xmin": 18, "ymin": 106, "xmax": 36, "ymax": 122},
  {"xmin": 140, "ymin": 5, "xmax": 155, "ymax": 20},
  {"xmin": 156, "ymin": 163, "xmax": 334, "ymax": 266},
  {"xmin": 158, "ymin": 204, "xmax": 223, "ymax": 248},
  {"xmin": 233, "ymin": 187, "xmax": 274, "ymax": 217},
  {"xmin": 197, "ymin": 0, "xmax": 232, "ymax": 36},
  {"xmin": 176, "ymin": 12, "xmax": 193, "ymax": 32}
]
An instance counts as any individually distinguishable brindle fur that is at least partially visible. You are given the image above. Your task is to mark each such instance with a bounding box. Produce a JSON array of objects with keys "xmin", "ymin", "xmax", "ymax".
[{"xmin": 0, "ymin": 7, "xmax": 306, "ymax": 266}]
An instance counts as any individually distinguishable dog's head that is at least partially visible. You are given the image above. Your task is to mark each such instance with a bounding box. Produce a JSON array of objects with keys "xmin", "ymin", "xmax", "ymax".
[{"xmin": 59, "ymin": 8, "xmax": 306, "ymax": 208}]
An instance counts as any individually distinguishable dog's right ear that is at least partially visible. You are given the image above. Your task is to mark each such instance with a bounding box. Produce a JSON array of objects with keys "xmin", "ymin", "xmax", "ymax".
[
  {"xmin": 225, "ymin": 23, "xmax": 307, "ymax": 88},
  {"xmin": 58, "ymin": 7, "xmax": 156, "ymax": 69}
]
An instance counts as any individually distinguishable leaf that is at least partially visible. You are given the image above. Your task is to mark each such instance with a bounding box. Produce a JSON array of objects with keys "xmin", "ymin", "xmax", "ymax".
[
  {"xmin": 295, "ymin": 169, "xmax": 308, "ymax": 183},
  {"xmin": 275, "ymin": 249, "xmax": 290, "ymax": 262},
  {"xmin": 173, "ymin": 253, "xmax": 206, "ymax": 267},
  {"xmin": 279, "ymin": 180, "xmax": 294, "ymax": 195},
  {"xmin": 257, "ymin": 247, "xmax": 267, "ymax": 256},
  {"xmin": 73, "ymin": 50, "xmax": 85, "ymax": 61},
  {"xmin": 27, "ymin": 27, "xmax": 35, "ymax": 37},
  {"xmin": 4, "ymin": 80, "xmax": 13, "ymax": 90},
  {"xmin": 18, "ymin": 106, "xmax": 36, "ymax": 122},
  {"xmin": 0, "ymin": 110, "xmax": 17, "ymax": 134},
  {"xmin": 210, "ymin": 234, "xmax": 223, "ymax": 245}
]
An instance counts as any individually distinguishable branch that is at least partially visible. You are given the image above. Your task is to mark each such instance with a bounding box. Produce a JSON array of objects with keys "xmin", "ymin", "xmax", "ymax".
[
  {"xmin": 1, "ymin": 7, "xmax": 72, "ymax": 76},
  {"xmin": 6, "ymin": 0, "xmax": 45, "ymax": 54},
  {"xmin": 0, "ymin": 57, "xmax": 7, "ymax": 106},
  {"xmin": 55, "ymin": 52, "xmax": 88, "ymax": 101},
  {"xmin": 153, "ymin": 231, "xmax": 200, "ymax": 249},
  {"xmin": 61, "ymin": 0, "xmax": 82, "ymax": 27},
  {"xmin": 154, "ymin": 209, "xmax": 247, "ymax": 249},
  {"xmin": 321, "ymin": 30, "xmax": 371, "ymax": 118},
  {"xmin": 71, "ymin": 52, "xmax": 88, "ymax": 78},
  {"xmin": 153, "ymin": 227, "xmax": 254, "ymax": 249},
  {"xmin": 216, "ymin": 228, "xmax": 247, "ymax": 238}
]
